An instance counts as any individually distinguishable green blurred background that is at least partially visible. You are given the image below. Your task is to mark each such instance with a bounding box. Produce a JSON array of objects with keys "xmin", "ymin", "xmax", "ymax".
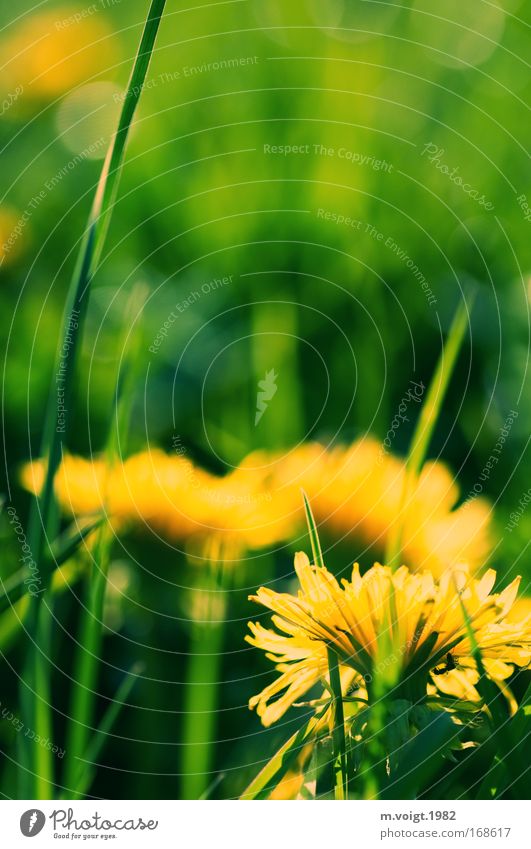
[{"xmin": 0, "ymin": 0, "xmax": 529, "ymax": 798}]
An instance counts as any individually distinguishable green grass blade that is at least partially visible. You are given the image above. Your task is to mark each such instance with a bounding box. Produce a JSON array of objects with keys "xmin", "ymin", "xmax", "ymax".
[
  {"xmin": 245, "ymin": 494, "xmax": 344, "ymax": 800},
  {"xmin": 0, "ymin": 562, "xmax": 83, "ymax": 651},
  {"xmin": 1, "ymin": 519, "xmax": 100, "ymax": 606},
  {"xmin": 380, "ymin": 710, "xmax": 455, "ymax": 799},
  {"xmin": 451, "ymin": 573, "xmax": 507, "ymax": 728},
  {"xmin": 302, "ymin": 490, "xmax": 325, "ymax": 568},
  {"xmin": 65, "ymin": 286, "xmax": 149, "ymax": 794},
  {"xmin": 14, "ymin": 556, "xmax": 83, "ymax": 796},
  {"xmin": 19, "ymin": 0, "xmax": 167, "ymax": 799},
  {"xmin": 313, "ymin": 735, "xmax": 335, "ymax": 799},
  {"xmin": 327, "ymin": 647, "xmax": 348, "ymax": 799},
  {"xmin": 240, "ymin": 713, "xmax": 324, "ymax": 800},
  {"xmin": 494, "ymin": 680, "xmax": 531, "ymax": 798},
  {"xmin": 27, "ymin": 0, "xmax": 167, "ymax": 588},
  {"xmin": 0, "ymin": 595, "xmax": 30, "ymax": 652},
  {"xmin": 63, "ymin": 530, "xmax": 114, "ymax": 794},
  {"xmin": 33, "ymin": 601, "xmax": 54, "ymax": 798},
  {"xmin": 449, "ymin": 574, "xmax": 519, "ymax": 798},
  {"xmin": 108, "ymin": 282, "xmax": 150, "ymax": 460},
  {"xmin": 303, "ymin": 494, "xmax": 348, "ymax": 796},
  {"xmin": 0, "ymin": 568, "xmax": 34, "ymax": 601},
  {"xmin": 385, "ymin": 291, "xmax": 476, "ymax": 569},
  {"xmin": 475, "ymin": 758, "xmax": 507, "ymax": 800},
  {"xmin": 181, "ymin": 571, "xmax": 227, "ymax": 801},
  {"xmin": 49, "ymin": 517, "xmax": 104, "ymax": 571},
  {"xmin": 66, "ymin": 664, "xmax": 143, "ymax": 799}
]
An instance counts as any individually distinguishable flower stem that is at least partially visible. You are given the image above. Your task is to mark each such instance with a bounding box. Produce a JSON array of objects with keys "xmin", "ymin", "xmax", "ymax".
[
  {"xmin": 64, "ymin": 283, "xmax": 149, "ymax": 796},
  {"xmin": 327, "ymin": 647, "xmax": 348, "ymax": 800},
  {"xmin": 33, "ymin": 598, "xmax": 54, "ymax": 798},
  {"xmin": 181, "ymin": 566, "xmax": 227, "ymax": 800},
  {"xmin": 63, "ymin": 529, "xmax": 113, "ymax": 797}
]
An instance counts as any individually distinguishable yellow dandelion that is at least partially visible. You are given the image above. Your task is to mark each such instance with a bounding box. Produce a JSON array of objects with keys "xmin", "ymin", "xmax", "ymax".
[
  {"xmin": 266, "ymin": 438, "xmax": 491, "ymax": 575},
  {"xmin": 246, "ymin": 553, "xmax": 531, "ymax": 726},
  {"xmin": 429, "ymin": 592, "xmax": 531, "ymax": 705},
  {"xmin": 0, "ymin": 9, "xmax": 116, "ymax": 104},
  {"xmin": 0, "ymin": 207, "xmax": 26, "ymax": 267},
  {"xmin": 506, "ymin": 594, "xmax": 531, "ymax": 624},
  {"xmin": 22, "ymin": 450, "xmax": 295, "ymax": 562},
  {"xmin": 21, "ymin": 437, "xmax": 492, "ymax": 571}
]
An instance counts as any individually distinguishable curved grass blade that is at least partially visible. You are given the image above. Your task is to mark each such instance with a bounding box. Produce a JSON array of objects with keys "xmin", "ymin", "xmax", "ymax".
[
  {"xmin": 452, "ymin": 573, "xmax": 507, "ymax": 729},
  {"xmin": 327, "ymin": 647, "xmax": 348, "ymax": 799},
  {"xmin": 302, "ymin": 490, "xmax": 324, "ymax": 568},
  {"xmin": 65, "ymin": 664, "xmax": 144, "ymax": 799},
  {"xmin": 385, "ymin": 290, "xmax": 476, "ymax": 570},
  {"xmin": 49, "ymin": 516, "xmax": 104, "ymax": 571},
  {"xmin": 240, "ymin": 712, "xmax": 324, "ymax": 800},
  {"xmin": 0, "ymin": 515, "xmax": 100, "ymax": 611},
  {"xmin": 19, "ymin": 0, "xmax": 167, "ymax": 798},
  {"xmin": 64, "ymin": 284, "xmax": 149, "ymax": 793},
  {"xmin": 26, "ymin": 0, "xmax": 167, "ymax": 596},
  {"xmin": 0, "ymin": 561, "xmax": 83, "ymax": 652},
  {"xmin": 302, "ymin": 493, "xmax": 348, "ymax": 797}
]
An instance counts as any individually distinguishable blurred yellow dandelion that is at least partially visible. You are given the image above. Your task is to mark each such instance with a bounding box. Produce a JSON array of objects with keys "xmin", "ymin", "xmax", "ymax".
[
  {"xmin": 266, "ymin": 438, "xmax": 492, "ymax": 575},
  {"xmin": 0, "ymin": 206, "xmax": 26, "ymax": 266},
  {"xmin": 0, "ymin": 8, "xmax": 116, "ymax": 104},
  {"xmin": 22, "ymin": 449, "xmax": 294, "ymax": 561}
]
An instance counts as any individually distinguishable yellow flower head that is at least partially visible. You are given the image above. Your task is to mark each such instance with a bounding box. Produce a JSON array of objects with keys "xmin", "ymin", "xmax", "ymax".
[
  {"xmin": 21, "ymin": 450, "xmax": 294, "ymax": 563},
  {"xmin": 0, "ymin": 207, "xmax": 26, "ymax": 266},
  {"xmin": 266, "ymin": 439, "xmax": 491, "ymax": 575},
  {"xmin": 1, "ymin": 8, "xmax": 116, "ymax": 104},
  {"xmin": 21, "ymin": 438, "xmax": 492, "ymax": 571},
  {"xmin": 246, "ymin": 553, "xmax": 531, "ymax": 726}
]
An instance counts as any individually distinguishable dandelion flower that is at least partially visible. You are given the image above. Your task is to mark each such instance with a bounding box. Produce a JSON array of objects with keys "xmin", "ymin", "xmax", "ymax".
[
  {"xmin": 0, "ymin": 207, "xmax": 25, "ymax": 266},
  {"xmin": 267, "ymin": 439, "xmax": 492, "ymax": 575},
  {"xmin": 0, "ymin": 9, "xmax": 116, "ymax": 103},
  {"xmin": 21, "ymin": 437, "xmax": 492, "ymax": 571},
  {"xmin": 246, "ymin": 553, "xmax": 531, "ymax": 726},
  {"xmin": 22, "ymin": 450, "xmax": 295, "ymax": 561}
]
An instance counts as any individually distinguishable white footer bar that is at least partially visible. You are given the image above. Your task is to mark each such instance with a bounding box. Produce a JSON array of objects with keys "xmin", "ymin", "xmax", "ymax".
[{"xmin": 0, "ymin": 799, "xmax": 527, "ymax": 847}]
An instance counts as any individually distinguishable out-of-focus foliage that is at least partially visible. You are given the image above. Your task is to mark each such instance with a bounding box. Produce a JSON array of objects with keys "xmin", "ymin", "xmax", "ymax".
[{"xmin": 0, "ymin": 0, "xmax": 529, "ymax": 800}]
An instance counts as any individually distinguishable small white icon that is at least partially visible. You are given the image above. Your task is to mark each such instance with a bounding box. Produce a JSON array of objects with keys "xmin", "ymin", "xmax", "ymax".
[
  {"xmin": 255, "ymin": 369, "xmax": 278, "ymax": 425},
  {"xmin": 20, "ymin": 809, "xmax": 46, "ymax": 837}
]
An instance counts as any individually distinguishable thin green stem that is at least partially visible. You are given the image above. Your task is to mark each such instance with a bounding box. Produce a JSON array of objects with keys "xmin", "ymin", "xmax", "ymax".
[
  {"xmin": 26, "ymin": 0, "xmax": 167, "ymax": 598},
  {"xmin": 63, "ymin": 529, "xmax": 113, "ymax": 796},
  {"xmin": 33, "ymin": 598, "xmax": 54, "ymax": 799},
  {"xmin": 452, "ymin": 573, "xmax": 507, "ymax": 728},
  {"xmin": 363, "ymin": 294, "xmax": 477, "ymax": 800},
  {"xmin": 65, "ymin": 284, "xmax": 149, "ymax": 796},
  {"xmin": 19, "ymin": 0, "xmax": 167, "ymax": 799},
  {"xmin": 181, "ymin": 567, "xmax": 228, "ymax": 800},
  {"xmin": 302, "ymin": 490, "xmax": 325, "ymax": 568},
  {"xmin": 327, "ymin": 647, "xmax": 348, "ymax": 800},
  {"xmin": 67, "ymin": 664, "xmax": 143, "ymax": 799},
  {"xmin": 303, "ymin": 496, "xmax": 349, "ymax": 798}
]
